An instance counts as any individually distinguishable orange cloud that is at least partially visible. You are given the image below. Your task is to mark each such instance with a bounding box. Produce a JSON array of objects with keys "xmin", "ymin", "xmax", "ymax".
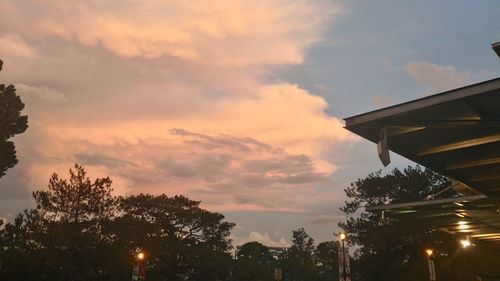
[
  {"xmin": 6, "ymin": 0, "xmax": 339, "ymax": 66},
  {"xmin": 0, "ymin": 0, "xmax": 353, "ymax": 216}
]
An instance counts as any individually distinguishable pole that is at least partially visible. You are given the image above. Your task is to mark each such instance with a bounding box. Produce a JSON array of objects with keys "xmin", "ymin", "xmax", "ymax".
[
  {"xmin": 338, "ymin": 237, "xmax": 351, "ymax": 281},
  {"xmin": 132, "ymin": 264, "xmax": 139, "ymax": 281},
  {"xmin": 427, "ymin": 258, "xmax": 436, "ymax": 281},
  {"xmin": 344, "ymin": 244, "xmax": 351, "ymax": 281},
  {"xmin": 338, "ymin": 241, "xmax": 345, "ymax": 281}
]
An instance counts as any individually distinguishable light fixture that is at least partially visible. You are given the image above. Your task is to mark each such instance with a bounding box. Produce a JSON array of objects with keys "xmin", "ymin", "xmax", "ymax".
[
  {"xmin": 340, "ymin": 233, "xmax": 346, "ymax": 241},
  {"xmin": 457, "ymin": 221, "xmax": 469, "ymax": 230},
  {"xmin": 460, "ymin": 238, "xmax": 471, "ymax": 248},
  {"xmin": 137, "ymin": 252, "xmax": 145, "ymax": 260},
  {"xmin": 425, "ymin": 249, "xmax": 433, "ymax": 257}
]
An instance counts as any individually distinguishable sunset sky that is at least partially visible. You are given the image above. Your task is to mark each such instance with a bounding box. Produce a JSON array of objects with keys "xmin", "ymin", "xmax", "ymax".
[{"xmin": 1, "ymin": 0, "xmax": 500, "ymax": 246}]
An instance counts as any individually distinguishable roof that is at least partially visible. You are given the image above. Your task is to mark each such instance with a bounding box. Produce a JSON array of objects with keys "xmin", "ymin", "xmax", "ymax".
[
  {"xmin": 344, "ymin": 77, "xmax": 500, "ymax": 196},
  {"xmin": 366, "ymin": 195, "xmax": 500, "ymax": 245},
  {"xmin": 344, "ymin": 76, "xmax": 500, "ymax": 244}
]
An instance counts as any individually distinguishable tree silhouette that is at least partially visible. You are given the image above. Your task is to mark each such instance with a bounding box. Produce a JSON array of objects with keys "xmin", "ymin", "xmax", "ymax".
[
  {"xmin": 339, "ymin": 166, "xmax": 500, "ymax": 281},
  {"xmin": 283, "ymin": 227, "xmax": 317, "ymax": 281},
  {"xmin": 235, "ymin": 241, "xmax": 275, "ymax": 281},
  {"xmin": 0, "ymin": 59, "xmax": 28, "ymax": 178},
  {"xmin": 315, "ymin": 241, "xmax": 339, "ymax": 281}
]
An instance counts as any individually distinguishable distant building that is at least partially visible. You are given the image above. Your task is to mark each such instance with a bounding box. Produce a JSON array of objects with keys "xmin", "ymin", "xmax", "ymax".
[{"xmin": 234, "ymin": 245, "xmax": 289, "ymax": 260}]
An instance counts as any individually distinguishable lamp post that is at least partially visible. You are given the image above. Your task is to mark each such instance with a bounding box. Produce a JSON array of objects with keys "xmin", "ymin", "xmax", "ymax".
[
  {"xmin": 460, "ymin": 237, "xmax": 475, "ymax": 280},
  {"xmin": 425, "ymin": 249, "xmax": 436, "ymax": 281},
  {"xmin": 132, "ymin": 251, "xmax": 147, "ymax": 281},
  {"xmin": 338, "ymin": 233, "xmax": 351, "ymax": 281}
]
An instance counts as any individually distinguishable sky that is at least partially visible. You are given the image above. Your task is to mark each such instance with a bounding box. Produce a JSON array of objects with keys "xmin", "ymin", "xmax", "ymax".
[{"xmin": 1, "ymin": 0, "xmax": 500, "ymax": 247}]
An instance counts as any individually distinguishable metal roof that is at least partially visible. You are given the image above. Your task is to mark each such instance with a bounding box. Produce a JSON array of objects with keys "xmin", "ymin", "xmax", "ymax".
[
  {"xmin": 345, "ymin": 77, "xmax": 500, "ymax": 196},
  {"xmin": 344, "ymin": 76, "xmax": 500, "ymax": 244},
  {"xmin": 366, "ymin": 195, "xmax": 500, "ymax": 245}
]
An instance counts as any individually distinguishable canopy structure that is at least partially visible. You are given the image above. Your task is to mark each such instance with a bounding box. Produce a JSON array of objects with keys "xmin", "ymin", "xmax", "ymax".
[
  {"xmin": 367, "ymin": 195, "xmax": 500, "ymax": 245},
  {"xmin": 344, "ymin": 77, "xmax": 500, "ymax": 244}
]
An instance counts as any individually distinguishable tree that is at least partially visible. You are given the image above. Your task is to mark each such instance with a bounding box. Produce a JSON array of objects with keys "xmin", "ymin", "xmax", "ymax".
[
  {"xmin": 0, "ymin": 164, "xmax": 119, "ymax": 281},
  {"xmin": 32, "ymin": 164, "xmax": 116, "ymax": 223},
  {"xmin": 0, "ymin": 59, "xmax": 28, "ymax": 178},
  {"xmin": 283, "ymin": 227, "xmax": 317, "ymax": 281},
  {"xmin": 339, "ymin": 165, "xmax": 500, "ymax": 281},
  {"xmin": 315, "ymin": 241, "xmax": 339, "ymax": 281},
  {"xmin": 110, "ymin": 194, "xmax": 235, "ymax": 280},
  {"xmin": 235, "ymin": 241, "xmax": 275, "ymax": 281},
  {"xmin": 0, "ymin": 165, "xmax": 236, "ymax": 280}
]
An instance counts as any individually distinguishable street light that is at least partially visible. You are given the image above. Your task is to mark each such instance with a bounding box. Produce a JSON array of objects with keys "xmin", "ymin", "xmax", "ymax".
[
  {"xmin": 460, "ymin": 237, "xmax": 476, "ymax": 280},
  {"xmin": 338, "ymin": 232, "xmax": 351, "ymax": 281},
  {"xmin": 132, "ymin": 250, "xmax": 147, "ymax": 281},
  {"xmin": 425, "ymin": 249, "xmax": 433, "ymax": 257},
  {"xmin": 425, "ymin": 248, "xmax": 436, "ymax": 281},
  {"xmin": 340, "ymin": 233, "xmax": 346, "ymax": 241},
  {"xmin": 137, "ymin": 252, "xmax": 145, "ymax": 261}
]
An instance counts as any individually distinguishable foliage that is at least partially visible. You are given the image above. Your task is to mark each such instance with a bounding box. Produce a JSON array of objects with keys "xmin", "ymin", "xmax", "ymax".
[
  {"xmin": 110, "ymin": 193, "xmax": 235, "ymax": 280},
  {"xmin": 235, "ymin": 241, "xmax": 275, "ymax": 281},
  {"xmin": 281, "ymin": 227, "xmax": 318, "ymax": 281},
  {"xmin": 315, "ymin": 241, "xmax": 339, "ymax": 281},
  {"xmin": 0, "ymin": 59, "xmax": 28, "ymax": 178},
  {"xmin": 33, "ymin": 164, "xmax": 116, "ymax": 223},
  {"xmin": 339, "ymin": 165, "xmax": 500, "ymax": 281},
  {"xmin": 0, "ymin": 164, "xmax": 235, "ymax": 281}
]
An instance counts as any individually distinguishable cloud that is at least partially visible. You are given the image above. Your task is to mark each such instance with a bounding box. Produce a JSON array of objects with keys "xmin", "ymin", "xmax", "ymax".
[
  {"xmin": 372, "ymin": 95, "xmax": 394, "ymax": 107},
  {"xmin": 234, "ymin": 231, "xmax": 289, "ymax": 247},
  {"xmin": 306, "ymin": 215, "xmax": 345, "ymax": 225},
  {"xmin": 16, "ymin": 84, "xmax": 66, "ymax": 103},
  {"xmin": 3, "ymin": 0, "xmax": 339, "ymax": 66},
  {"xmin": 0, "ymin": 34, "xmax": 38, "ymax": 58},
  {"xmin": 0, "ymin": 0, "xmax": 354, "ymax": 245},
  {"xmin": 74, "ymin": 153, "xmax": 133, "ymax": 169},
  {"xmin": 405, "ymin": 62, "xmax": 469, "ymax": 93}
]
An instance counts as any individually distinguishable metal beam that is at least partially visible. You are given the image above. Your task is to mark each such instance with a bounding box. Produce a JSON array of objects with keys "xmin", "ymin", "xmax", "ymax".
[
  {"xmin": 446, "ymin": 157, "xmax": 500, "ymax": 170},
  {"xmin": 344, "ymin": 77, "xmax": 500, "ymax": 127},
  {"xmin": 365, "ymin": 195, "xmax": 487, "ymax": 212},
  {"xmin": 469, "ymin": 175, "xmax": 500, "ymax": 183},
  {"xmin": 416, "ymin": 133, "xmax": 500, "ymax": 156}
]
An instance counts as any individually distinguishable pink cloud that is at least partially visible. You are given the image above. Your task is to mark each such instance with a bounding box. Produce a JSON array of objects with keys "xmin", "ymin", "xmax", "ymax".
[
  {"xmin": 0, "ymin": 0, "xmax": 353, "ymax": 226},
  {"xmin": 5, "ymin": 0, "xmax": 340, "ymax": 66},
  {"xmin": 405, "ymin": 62, "xmax": 470, "ymax": 93}
]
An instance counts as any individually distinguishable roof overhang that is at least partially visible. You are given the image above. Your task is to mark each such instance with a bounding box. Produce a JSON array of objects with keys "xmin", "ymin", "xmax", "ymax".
[
  {"xmin": 344, "ymin": 77, "xmax": 500, "ymax": 196},
  {"xmin": 366, "ymin": 195, "xmax": 500, "ymax": 245},
  {"xmin": 344, "ymin": 77, "xmax": 500, "ymax": 244}
]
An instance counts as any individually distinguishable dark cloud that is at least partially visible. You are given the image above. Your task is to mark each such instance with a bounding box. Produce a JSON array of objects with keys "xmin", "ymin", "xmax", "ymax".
[
  {"xmin": 306, "ymin": 215, "xmax": 345, "ymax": 225},
  {"xmin": 157, "ymin": 158, "xmax": 198, "ymax": 179},
  {"xmin": 243, "ymin": 154, "xmax": 314, "ymax": 174},
  {"xmin": 170, "ymin": 128, "xmax": 280, "ymax": 153},
  {"xmin": 74, "ymin": 153, "xmax": 133, "ymax": 169}
]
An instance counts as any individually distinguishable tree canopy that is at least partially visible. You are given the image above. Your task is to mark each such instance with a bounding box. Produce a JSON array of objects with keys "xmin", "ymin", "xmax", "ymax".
[
  {"xmin": 0, "ymin": 59, "xmax": 28, "ymax": 178},
  {"xmin": 340, "ymin": 165, "xmax": 500, "ymax": 281},
  {"xmin": 0, "ymin": 164, "xmax": 235, "ymax": 281},
  {"xmin": 235, "ymin": 241, "xmax": 275, "ymax": 281}
]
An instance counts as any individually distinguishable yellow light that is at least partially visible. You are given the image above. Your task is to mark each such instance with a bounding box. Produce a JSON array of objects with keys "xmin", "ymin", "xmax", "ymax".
[
  {"xmin": 137, "ymin": 252, "xmax": 145, "ymax": 260},
  {"xmin": 340, "ymin": 233, "xmax": 346, "ymax": 240},
  {"xmin": 460, "ymin": 238, "xmax": 471, "ymax": 248},
  {"xmin": 425, "ymin": 249, "xmax": 433, "ymax": 257},
  {"xmin": 458, "ymin": 221, "xmax": 469, "ymax": 230}
]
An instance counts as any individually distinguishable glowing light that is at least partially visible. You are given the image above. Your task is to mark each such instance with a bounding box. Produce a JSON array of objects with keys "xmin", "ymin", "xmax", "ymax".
[
  {"xmin": 137, "ymin": 252, "xmax": 145, "ymax": 260},
  {"xmin": 458, "ymin": 221, "xmax": 469, "ymax": 230},
  {"xmin": 425, "ymin": 249, "xmax": 433, "ymax": 257},
  {"xmin": 460, "ymin": 238, "xmax": 471, "ymax": 248},
  {"xmin": 339, "ymin": 233, "xmax": 346, "ymax": 240}
]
